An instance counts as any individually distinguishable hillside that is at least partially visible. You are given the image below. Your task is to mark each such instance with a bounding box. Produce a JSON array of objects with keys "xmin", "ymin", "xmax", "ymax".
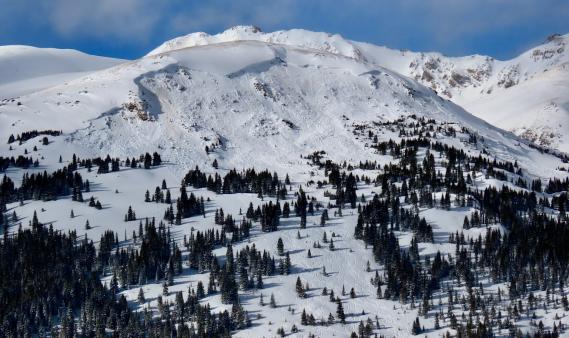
[
  {"xmin": 1, "ymin": 28, "xmax": 569, "ymax": 338},
  {"xmin": 0, "ymin": 45, "xmax": 123, "ymax": 99},
  {"xmin": 0, "ymin": 38, "xmax": 561, "ymax": 178},
  {"xmin": 150, "ymin": 26, "xmax": 569, "ymax": 153}
]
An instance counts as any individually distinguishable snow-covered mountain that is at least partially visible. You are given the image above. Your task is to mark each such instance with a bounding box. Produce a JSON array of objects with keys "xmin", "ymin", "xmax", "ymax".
[
  {"xmin": 0, "ymin": 33, "xmax": 560, "ymax": 178},
  {"xmin": 150, "ymin": 26, "xmax": 569, "ymax": 153},
  {"xmin": 2, "ymin": 27, "xmax": 569, "ymax": 338},
  {"xmin": 0, "ymin": 45, "xmax": 123, "ymax": 98}
]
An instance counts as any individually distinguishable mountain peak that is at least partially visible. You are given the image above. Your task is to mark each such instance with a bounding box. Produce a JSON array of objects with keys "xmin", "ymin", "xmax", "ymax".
[
  {"xmin": 146, "ymin": 27, "xmax": 364, "ymax": 61},
  {"xmin": 225, "ymin": 25, "xmax": 263, "ymax": 34}
]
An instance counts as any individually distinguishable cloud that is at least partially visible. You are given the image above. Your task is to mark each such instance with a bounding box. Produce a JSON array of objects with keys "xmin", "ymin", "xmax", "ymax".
[
  {"xmin": 407, "ymin": 0, "xmax": 569, "ymax": 40},
  {"xmin": 46, "ymin": 0, "xmax": 163, "ymax": 42},
  {"xmin": 168, "ymin": 0, "xmax": 298, "ymax": 35},
  {"xmin": 0, "ymin": 0, "xmax": 168, "ymax": 44},
  {"xmin": 0, "ymin": 0, "xmax": 567, "ymax": 58},
  {"xmin": 299, "ymin": 0, "xmax": 569, "ymax": 57}
]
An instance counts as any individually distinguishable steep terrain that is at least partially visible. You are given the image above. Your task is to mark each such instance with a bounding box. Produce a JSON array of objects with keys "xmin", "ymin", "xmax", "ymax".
[
  {"xmin": 0, "ymin": 37, "xmax": 561, "ymax": 178},
  {"xmin": 1, "ymin": 28, "xmax": 569, "ymax": 338},
  {"xmin": 150, "ymin": 26, "xmax": 569, "ymax": 152}
]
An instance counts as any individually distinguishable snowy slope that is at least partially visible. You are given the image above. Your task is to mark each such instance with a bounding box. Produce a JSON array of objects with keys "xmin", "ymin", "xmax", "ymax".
[
  {"xmin": 0, "ymin": 39, "xmax": 561, "ymax": 179},
  {"xmin": 0, "ymin": 45, "xmax": 123, "ymax": 98},
  {"xmin": 150, "ymin": 27, "xmax": 569, "ymax": 153},
  {"xmin": 2, "ymin": 29, "xmax": 569, "ymax": 338}
]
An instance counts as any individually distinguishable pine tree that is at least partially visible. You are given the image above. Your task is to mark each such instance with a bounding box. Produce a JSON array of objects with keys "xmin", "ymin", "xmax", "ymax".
[
  {"xmin": 301, "ymin": 309, "xmax": 308, "ymax": 325},
  {"xmin": 239, "ymin": 267, "xmax": 249, "ymax": 291},
  {"xmin": 336, "ymin": 300, "xmax": 346, "ymax": 324},
  {"xmin": 412, "ymin": 317, "xmax": 422, "ymax": 335},
  {"xmin": 162, "ymin": 281, "xmax": 169, "ymax": 296},
  {"xmin": 463, "ymin": 216, "xmax": 470, "ymax": 229},
  {"xmin": 32, "ymin": 210, "xmax": 39, "ymax": 228},
  {"xmin": 256, "ymin": 271, "xmax": 263, "ymax": 289},
  {"xmin": 282, "ymin": 202, "xmax": 290, "ymax": 218},
  {"xmin": 296, "ymin": 277, "xmax": 305, "ymax": 298},
  {"xmin": 138, "ymin": 288, "xmax": 145, "ymax": 303},
  {"xmin": 207, "ymin": 273, "xmax": 216, "ymax": 294},
  {"xmin": 196, "ymin": 281, "xmax": 205, "ymax": 299},
  {"xmin": 277, "ymin": 237, "xmax": 284, "ymax": 256},
  {"xmin": 126, "ymin": 206, "xmax": 136, "ymax": 221},
  {"xmin": 284, "ymin": 252, "xmax": 291, "ymax": 275}
]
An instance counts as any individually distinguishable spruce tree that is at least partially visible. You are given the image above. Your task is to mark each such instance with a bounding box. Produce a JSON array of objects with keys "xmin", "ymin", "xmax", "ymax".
[
  {"xmin": 336, "ymin": 300, "xmax": 346, "ymax": 324},
  {"xmin": 277, "ymin": 237, "xmax": 284, "ymax": 256},
  {"xmin": 138, "ymin": 288, "xmax": 145, "ymax": 303},
  {"xmin": 296, "ymin": 277, "xmax": 305, "ymax": 298}
]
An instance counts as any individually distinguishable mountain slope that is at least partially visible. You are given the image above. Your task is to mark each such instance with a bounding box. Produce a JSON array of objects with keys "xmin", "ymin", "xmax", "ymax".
[
  {"xmin": 2, "ymin": 29, "xmax": 569, "ymax": 338},
  {"xmin": 358, "ymin": 33, "xmax": 569, "ymax": 151},
  {"xmin": 0, "ymin": 45, "xmax": 123, "ymax": 99},
  {"xmin": 150, "ymin": 27, "xmax": 569, "ymax": 153},
  {"xmin": 0, "ymin": 39, "xmax": 561, "ymax": 179}
]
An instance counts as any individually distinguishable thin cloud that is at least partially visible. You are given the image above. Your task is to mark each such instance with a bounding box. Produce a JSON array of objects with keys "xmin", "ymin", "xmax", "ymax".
[
  {"xmin": 168, "ymin": 0, "xmax": 297, "ymax": 35},
  {"xmin": 0, "ymin": 0, "xmax": 567, "ymax": 58},
  {"xmin": 47, "ymin": 0, "xmax": 162, "ymax": 41}
]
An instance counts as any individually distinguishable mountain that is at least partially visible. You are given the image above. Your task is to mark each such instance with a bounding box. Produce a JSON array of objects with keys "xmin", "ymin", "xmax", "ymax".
[
  {"xmin": 358, "ymin": 33, "xmax": 569, "ymax": 152},
  {"xmin": 1, "ymin": 27, "xmax": 569, "ymax": 338},
  {"xmin": 0, "ymin": 32, "xmax": 560, "ymax": 178},
  {"xmin": 0, "ymin": 45, "xmax": 123, "ymax": 99},
  {"xmin": 150, "ymin": 26, "xmax": 569, "ymax": 153}
]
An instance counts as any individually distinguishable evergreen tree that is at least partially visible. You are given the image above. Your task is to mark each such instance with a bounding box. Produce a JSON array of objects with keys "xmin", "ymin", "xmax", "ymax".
[
  {"xmin": 336, "ymin": 301, "xmax": 346, "ymax": 324},
  {"xmin": 138, "ymin": 288, "xmax": 146, "ymax": 303},
  {"xmin": 412, "ymin": 317, "xmax": 422, "ymax": 335},
  {"xmin": 162, "ymin": 281, "xmax": 169, "ymax": 296},
  {"xmin": 296, "ymin": 277, "xmax": 305, "ymax": 298},
  {"xmin": 277, "ymin": 237, "xmax": 285, "ymax": 256}
]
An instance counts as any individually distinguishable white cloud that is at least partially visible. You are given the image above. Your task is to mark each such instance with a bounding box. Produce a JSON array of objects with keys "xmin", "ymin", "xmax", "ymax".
[
  {"xmin": 0, "ymin": 0, "xmax": 567, "ymax": 56},
  {"xmin": 46, "ymin": 0, "xmax": 164, "ymax": 42},
  {"xmin": 168, "ymin": 0, "xmax": 297, "ymax": 35}
]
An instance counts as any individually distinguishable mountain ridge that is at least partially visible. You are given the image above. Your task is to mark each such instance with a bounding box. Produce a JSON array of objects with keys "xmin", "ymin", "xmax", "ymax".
[
  {"xmin": 146, "ymin": 26, "xmax": 569, "ymax": 152},
  {"xmin": 0, "ymin": 45, "xmax": 124, "ymax": 99},
  {"xmin": 0, "ymin": 37, "xmax": 563, "ymax": 181},
  {"xmin": 2, "ymin": 26, "xmax": 569, "ymax": 338}
]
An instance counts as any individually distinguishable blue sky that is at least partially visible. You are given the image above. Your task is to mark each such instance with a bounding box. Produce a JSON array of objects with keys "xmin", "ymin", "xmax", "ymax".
[{"xmin": 1, "ymin": 0, "xmax": 568, "ymax": 60}]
